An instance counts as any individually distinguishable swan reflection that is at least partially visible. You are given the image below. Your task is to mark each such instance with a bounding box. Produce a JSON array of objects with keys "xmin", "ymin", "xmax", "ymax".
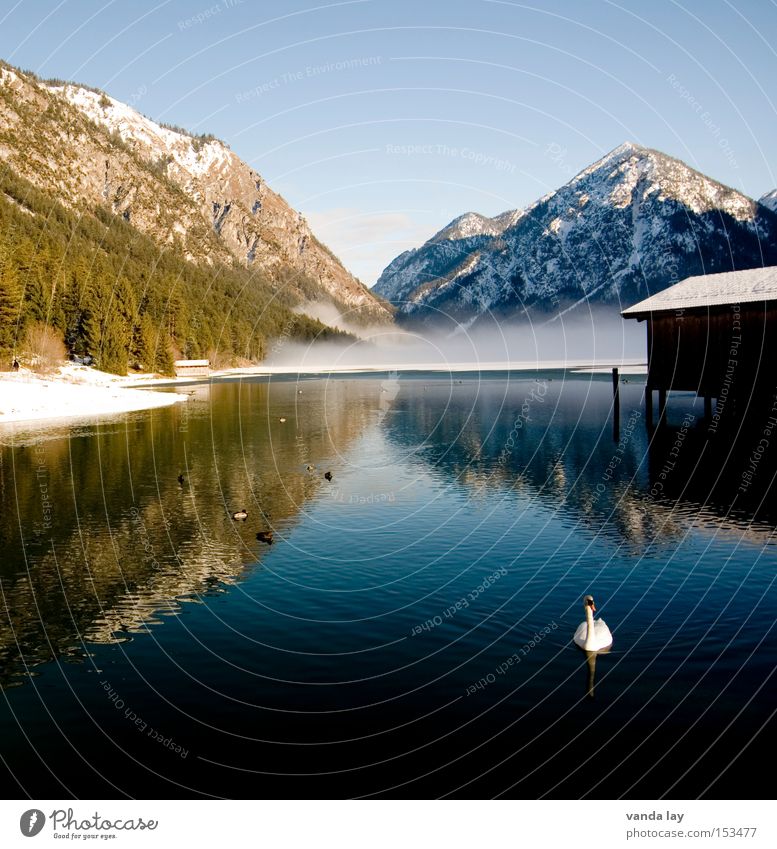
[{"xmin": 583, "ymin": 648, "xmax": 611, "ymax": 699}]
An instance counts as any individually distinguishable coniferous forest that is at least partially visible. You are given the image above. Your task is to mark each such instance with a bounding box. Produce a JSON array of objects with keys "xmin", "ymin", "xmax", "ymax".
[{"xmin": 0, "ymin": 165, "xmax": 350, "ymax": 375}]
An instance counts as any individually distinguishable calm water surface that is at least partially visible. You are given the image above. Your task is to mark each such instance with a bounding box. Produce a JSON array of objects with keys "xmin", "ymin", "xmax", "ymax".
[{"xmin": 0, "ymin": 372, "xmax": 775, "ymax": 798}]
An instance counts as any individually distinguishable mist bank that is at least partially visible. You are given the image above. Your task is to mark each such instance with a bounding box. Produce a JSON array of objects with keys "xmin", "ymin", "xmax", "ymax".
[{"xmin": 264, "ymin": 309, "xmax": 646, "ymax": 372}]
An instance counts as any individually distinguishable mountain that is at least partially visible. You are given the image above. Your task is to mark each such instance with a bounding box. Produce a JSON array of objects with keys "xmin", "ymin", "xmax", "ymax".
[
  {"xmin": 0, "ymin": 62, "xmax": 389, "ymax": 370},
  {"xmin": 760, "ymin": 189, "xmax": 777, "ymax": 213},
  {"xmin": 375, "ymin": 142, "xmax": 777, "ymax": 324}
]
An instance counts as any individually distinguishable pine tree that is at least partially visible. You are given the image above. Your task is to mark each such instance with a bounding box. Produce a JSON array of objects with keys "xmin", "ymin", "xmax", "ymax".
[
  {"xmin": 130, "ymin": 313, "xmax": 150, "ymax": 371},
  {"xmin": 99, "ymin": 309, "xmax": 129, "ymax": 374},
  {"xmin": 0, "ymin": 167, "xmax": 351, "ymax": 374},
  {"xmin": 153, "ymin": 333, "xmax": 174, "ymax": 375},
  {"xmin": 61, "ymin": 257, "xmax": 91, "ymax": 354},
  {"xmin": 0, "ymin": 261, "xmax": 23, "ymax": 354},
  {"xmin": 81, "ymin": 274, "xmax": 103, "ymax": 363}
]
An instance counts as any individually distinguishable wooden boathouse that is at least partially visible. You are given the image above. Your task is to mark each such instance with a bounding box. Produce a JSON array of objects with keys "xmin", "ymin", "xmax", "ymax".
[
  {"xmin": 173, "ymin": 359, "xmax": 210, "ymax": 378},
  {"xmin": 621, "ymin": 267, "xmax": 777, "ymax": 426}
]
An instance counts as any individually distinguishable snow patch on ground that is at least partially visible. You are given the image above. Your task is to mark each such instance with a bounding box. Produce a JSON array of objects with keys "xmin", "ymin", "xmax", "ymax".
[
  {"xmin": 0, "ymin": 365, "xmax": 186, "ymax": 425},
  {"xmin": 0, "ymin": 66, "xmax": 19, "ymax": 86}
]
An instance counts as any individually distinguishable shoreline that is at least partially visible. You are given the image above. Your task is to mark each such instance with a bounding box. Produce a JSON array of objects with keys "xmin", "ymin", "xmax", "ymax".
[
  {"xmin": 1, "ymin": 358, "xmax": 646, "ymax": 426},
  {"xmin": 0, "ymin": 365, "xmax": 187, "ymax": 426},
  {"xmin": 126, "ymin": 357, "xmax": 647, "ymax": 386}
]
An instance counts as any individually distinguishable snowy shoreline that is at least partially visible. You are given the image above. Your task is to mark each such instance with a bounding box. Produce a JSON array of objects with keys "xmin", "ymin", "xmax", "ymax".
[{"xmin": 0, "ymin": 365, "xmax": 186, "ymax": 425}]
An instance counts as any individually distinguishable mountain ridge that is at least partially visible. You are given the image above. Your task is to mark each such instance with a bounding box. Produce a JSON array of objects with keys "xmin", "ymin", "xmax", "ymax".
[
  {"xmin": 760, "ymin": 189, "xmax": 777, "ymax": 213},
  {"xmin": 0, "ymin": 61, "xmax": 389, "ymax": 323},
  {"xmin": 0, "ymin": 60, "xmax": 385, "ymax": 373},
  {"xmin": 375, "ymin": 142, "xmax": 777, "ymax": 323}
]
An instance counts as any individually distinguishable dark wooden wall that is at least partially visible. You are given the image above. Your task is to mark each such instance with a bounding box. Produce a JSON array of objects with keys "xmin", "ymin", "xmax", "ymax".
[{"xmin": 644, "ymin": 303, "xmax": 777, "ymax": 399}]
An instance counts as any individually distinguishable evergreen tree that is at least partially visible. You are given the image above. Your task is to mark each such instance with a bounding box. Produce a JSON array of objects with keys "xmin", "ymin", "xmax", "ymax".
[
  {"xmin": 0, "ymin": 167, "xmax": 352, "ymax": 375},
  {"xmin": 100, "ymin": 313, "xmax": 128, "ymax": 374},
  {"xmin": 153, "ymin": 333, "xmax": 174, "ymax": 375},
  {"xmin": 0, "ymin": 261, "xmax": 23, "ymax": 354}
]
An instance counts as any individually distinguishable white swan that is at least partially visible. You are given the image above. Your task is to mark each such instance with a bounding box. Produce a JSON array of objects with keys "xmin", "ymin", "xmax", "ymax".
[{"xmin": 573, "ymin": 595, "xmax": 613, "ymax": 651}]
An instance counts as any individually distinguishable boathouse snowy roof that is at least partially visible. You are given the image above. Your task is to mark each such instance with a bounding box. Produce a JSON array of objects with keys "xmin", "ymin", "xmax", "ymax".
[{"xmin": 622, "ymin": 266, "xmax": 777, "ymax": 317}]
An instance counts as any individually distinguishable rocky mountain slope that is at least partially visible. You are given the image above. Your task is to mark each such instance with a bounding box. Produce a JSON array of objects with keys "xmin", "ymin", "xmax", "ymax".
[
  {"xmin": 0, "ymin": 61, "xmax": 389, "ymax": 322},
  {"xmin": 375, "ymin": 142, "xmax": 777, "ymax": 324}
]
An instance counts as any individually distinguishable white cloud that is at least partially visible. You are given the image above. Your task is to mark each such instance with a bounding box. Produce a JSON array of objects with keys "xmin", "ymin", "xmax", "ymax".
[{"xmin": 305, "ymin": 208, "xmax": 434, "ymax": 286}]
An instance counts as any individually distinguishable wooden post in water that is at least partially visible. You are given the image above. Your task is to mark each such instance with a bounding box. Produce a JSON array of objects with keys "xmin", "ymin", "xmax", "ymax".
[
  {"xmin": 658, "ymin": 388, "xmax": 667, "ymax": 426},
  {"xmin": 612, "ymin": 367, "xmax": 620, "ymax": 441},
  {"xmin": 645, "ymin": 385, "xmax": 653, "ymax": 430}
]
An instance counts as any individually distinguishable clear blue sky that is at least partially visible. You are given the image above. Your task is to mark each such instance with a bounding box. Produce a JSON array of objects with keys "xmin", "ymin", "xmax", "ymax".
[{"xmin": 2, "ymin": 0, "xmax": 776, "ymax": 285}]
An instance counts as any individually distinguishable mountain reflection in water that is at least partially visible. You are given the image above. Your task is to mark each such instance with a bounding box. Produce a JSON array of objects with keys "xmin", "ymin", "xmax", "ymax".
[
  {"xmin": 0, "ymin": 372, "xmax": 774, "ymax": 799},
  {"xmin": 0, "ymin": 379, "xmax": 377, "ymax": 685}
]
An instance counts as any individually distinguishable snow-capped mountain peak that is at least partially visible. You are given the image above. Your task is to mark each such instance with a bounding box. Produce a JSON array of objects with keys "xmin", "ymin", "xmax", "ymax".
[
  {"xmin": 433, "ymin": 211, "xmax": 513, "ymax": 242},
  {"xmin": 374, "ymin": 143, "xmax": 777, "ymax": 322},
  {"xmin": 563, "ymin": 142, "xmax": 755, "ymax": 220},
  {"xmin": 760, "ymin": 189, "xmax": 777, "ymax": 213}
]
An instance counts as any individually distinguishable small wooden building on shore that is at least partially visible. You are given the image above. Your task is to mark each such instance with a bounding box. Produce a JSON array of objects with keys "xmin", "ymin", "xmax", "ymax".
[
  {"xmin": 173, "ymin": 359, "xmax": 210, "ymax": 378},
  {"xmin": 622, "ymin": 267, "xmax": 777, "ymax": 425}
]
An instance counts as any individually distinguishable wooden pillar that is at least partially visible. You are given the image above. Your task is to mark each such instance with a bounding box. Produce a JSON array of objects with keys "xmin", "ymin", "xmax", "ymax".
[
  {"xmin": 612, "ymin": 367, "xmax": 620, "ymax": 441},
  {"xmin": 645, "ymin": 385, "xmax": 653, "ymax": 429},
  {"xmin": 645, "ymin": 318, "xmax": 654, "ymax": 430}
]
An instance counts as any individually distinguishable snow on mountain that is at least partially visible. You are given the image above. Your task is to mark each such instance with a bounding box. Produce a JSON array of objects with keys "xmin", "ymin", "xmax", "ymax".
[
  {"xmin": 50, "ymin": 83, "xmax": 387, "ymax": 317},
  {"xmin": 375, "ymin": 143, "xmax": 777, "ymax": 323},
  {"xmin": 760, "ymin": 189, "xmax": 777, "ymax": 213},
  {"xmin": 0, "ymin": 64, "xmax": 388, "ymax": 320},
  {"xmin": 432, "ymin": 211, "xmax": 515, "ymax": 242},
  {"xmin": 52, "ymin": 85, "xmax": 235, "ymax": 184}
]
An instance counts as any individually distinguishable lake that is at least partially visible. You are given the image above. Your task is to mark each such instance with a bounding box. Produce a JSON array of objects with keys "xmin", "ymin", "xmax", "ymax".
[{"xmin": 1, "ymin": 371, "xmax": 775, "ymax": 799}]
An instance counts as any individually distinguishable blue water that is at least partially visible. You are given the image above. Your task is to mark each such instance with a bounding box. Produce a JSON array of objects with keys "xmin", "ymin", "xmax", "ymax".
[{"xmin": 0, "ymin": 371, "xmax": 775, "ymax": 798}]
